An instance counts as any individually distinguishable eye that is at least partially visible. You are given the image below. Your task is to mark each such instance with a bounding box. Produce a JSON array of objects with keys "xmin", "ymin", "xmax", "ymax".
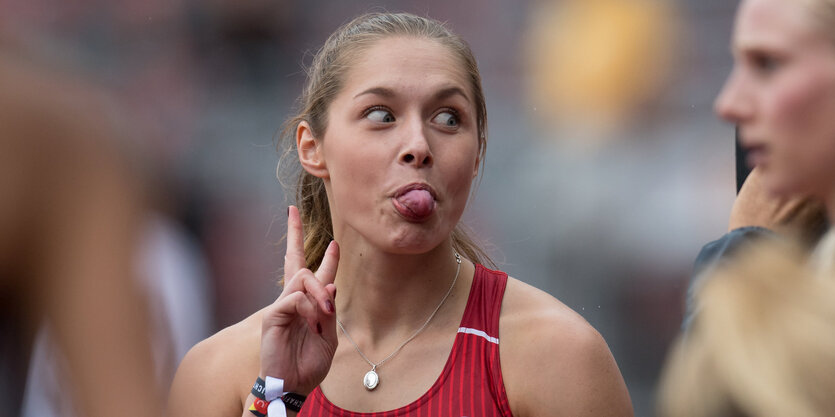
[
  {"xmin": 749, "ymin": 52, "xmax": 781, "ymax": 75},
  {"xmin": 432, "ymin": 110, "xmax": 459, "ymax": 128},
  {"xmin": 365, "ymin": 107, "xmax": 396, "ymax": 123}
]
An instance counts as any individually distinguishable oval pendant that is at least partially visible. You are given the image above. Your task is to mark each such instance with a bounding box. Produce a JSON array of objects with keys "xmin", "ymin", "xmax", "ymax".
[{"xmin": 363, "ymin": 370, "xmax": 379, "ymax": 390}]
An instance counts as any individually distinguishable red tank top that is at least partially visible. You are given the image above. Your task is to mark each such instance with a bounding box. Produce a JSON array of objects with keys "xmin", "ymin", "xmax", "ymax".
[{"xmin": 298, "ymin": 264, "xmax": 514, "ymax": 417}]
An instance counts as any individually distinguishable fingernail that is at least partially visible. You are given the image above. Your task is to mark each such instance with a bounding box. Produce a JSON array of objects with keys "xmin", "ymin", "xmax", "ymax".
[
  {"xmin": 316, "ymin": 323, "xmax": 322, "ymax": 334},
  {"xmin": 326, "ymin": 300, "xmax": 334, "ymax": 314}
]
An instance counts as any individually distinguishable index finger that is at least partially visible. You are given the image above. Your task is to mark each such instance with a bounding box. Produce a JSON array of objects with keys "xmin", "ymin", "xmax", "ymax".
[{"xmin": 284, "ymin": 205, "xmax": 306, "ymax": 279}]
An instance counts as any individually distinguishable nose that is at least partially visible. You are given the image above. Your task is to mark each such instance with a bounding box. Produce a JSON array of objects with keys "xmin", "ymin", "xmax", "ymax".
[
  {"xmin": 399, "ymin": 120, "xmax": 433, "ymax": 168},
  {"xmin": 714, "ymin": 68, "xmax": 753, "ymax": 123}
]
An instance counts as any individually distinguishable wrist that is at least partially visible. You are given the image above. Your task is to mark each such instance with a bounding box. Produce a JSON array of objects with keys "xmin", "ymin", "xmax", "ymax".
[
  {"xmin": 259, "ymin": 370, "xmax": 313, "ymax": 396},
  {"xmin": 249, "ymin": 376, "xmax": 307, "ymax": 417}
]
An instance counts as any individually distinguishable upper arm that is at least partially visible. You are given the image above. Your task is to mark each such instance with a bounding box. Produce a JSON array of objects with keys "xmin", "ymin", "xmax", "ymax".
[
  {"xmin": 500, "ymin": 279, "xmax": 633, "ymax": 417},
  {"xmin": 168, "ymin": 330, "xmax": 256, "ymax": 417}
]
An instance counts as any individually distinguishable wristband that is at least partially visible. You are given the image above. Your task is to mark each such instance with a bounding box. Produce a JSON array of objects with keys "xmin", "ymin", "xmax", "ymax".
[
  {"xmin": 252, "ymin": 377, "xmax": 267, "ymax": 399},
  {"xmin": 249, "ymin": 377, "xmax": 306, "ymax": 416},
  {"xmin": 248, "ymin": 398, "xmax": 269, "ymax": 417},
  {"xmin": 280, "ymin": 393, "xmax": 305, "ymax": 412}
]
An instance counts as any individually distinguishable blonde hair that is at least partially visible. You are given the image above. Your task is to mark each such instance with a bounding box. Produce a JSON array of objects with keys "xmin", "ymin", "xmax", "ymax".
[
  {"xmin": 278, "ymin": 12, "xmax": 493, "ymax": 272},
  {"xmin": 658, "ymin": 241, "xmax": 835, "ymax": 417}
]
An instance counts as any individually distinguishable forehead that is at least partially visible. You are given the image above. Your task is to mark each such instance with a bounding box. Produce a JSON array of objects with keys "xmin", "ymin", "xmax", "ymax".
[
  {"xmin": 734, "ymin": 0, "xmax": 822, "ymax": 50},
  {"xmin": 340, "ymin": 36, "xmax": 472, "ymax": 100}
]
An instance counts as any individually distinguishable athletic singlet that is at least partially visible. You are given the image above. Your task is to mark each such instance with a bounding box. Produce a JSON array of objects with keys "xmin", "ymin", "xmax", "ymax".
[{"xmin": 298, "ymin": 264, "xmax": 514, "ymax": 417}]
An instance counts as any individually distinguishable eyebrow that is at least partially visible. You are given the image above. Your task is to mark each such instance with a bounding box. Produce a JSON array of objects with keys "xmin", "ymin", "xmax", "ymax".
[{"xmin": 353, "ymin": 86, "xmax": 471, "ymax": 103}]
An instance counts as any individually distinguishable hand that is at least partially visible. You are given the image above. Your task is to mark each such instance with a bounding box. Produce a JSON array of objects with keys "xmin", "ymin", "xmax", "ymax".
[
  {"xmin": 729, "ymin": 168, "xmax": 827, "ymax": 240},
  {"xmin": 259, "ymin": 205, "xmax": 339, "ymax": 395}
]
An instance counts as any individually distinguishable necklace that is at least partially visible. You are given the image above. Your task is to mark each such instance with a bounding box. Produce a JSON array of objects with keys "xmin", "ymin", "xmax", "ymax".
[{"xmin": 336, "ymin": 252, "xmax": 462, "ymax": 391}]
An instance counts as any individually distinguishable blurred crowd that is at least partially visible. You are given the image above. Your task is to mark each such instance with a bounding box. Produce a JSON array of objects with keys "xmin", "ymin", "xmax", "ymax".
[{"xmin": 1, "ymin": 0, "xmax": 744, "ymax": 416}]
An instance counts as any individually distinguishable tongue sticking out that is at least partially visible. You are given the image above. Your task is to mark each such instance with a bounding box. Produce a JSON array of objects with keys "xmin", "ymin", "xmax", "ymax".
[{"xmin": 395, "ymin": 189, "xmax": 435, "ymax": 219}]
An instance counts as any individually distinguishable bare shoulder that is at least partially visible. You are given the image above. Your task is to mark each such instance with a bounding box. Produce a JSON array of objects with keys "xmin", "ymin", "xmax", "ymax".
[
  {"xmin": 500, "ymin": 278, "xmax": 598, "ymax": 352},
  {"xmin": 500, "ymin": 277, "xmax": 633, "ymax": 417},
  {"xmin": 167, "ymin": 309, "xmax": 264, "ymax": 417}
]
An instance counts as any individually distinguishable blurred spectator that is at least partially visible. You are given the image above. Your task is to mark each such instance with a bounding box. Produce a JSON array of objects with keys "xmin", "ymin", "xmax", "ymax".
[
  {"xmin": 20, "ymin": 214, "xmax": 213, "ymax": 417},
  {"xmin": 707, "ymin": 0, "xmax": 835, "ymax": 256},
  {"xmin": 685, "ymin": 0, "xmax": 835, "ymax": 327},
  {"xmin": 658, "ymin": 241, "xmax": 835, "ymax": 417},
  {"xmin": 0, "ymin": 43, "xmax": 163, "ymax": 417}
]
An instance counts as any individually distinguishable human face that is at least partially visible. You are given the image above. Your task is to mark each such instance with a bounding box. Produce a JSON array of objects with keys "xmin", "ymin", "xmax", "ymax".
[
  {"xmin": 715, "ymin": 0, "xmax": 835, "ymax": 198},
  {"xmin": 308, "ymin": 36, "xmax": 480, "ymax": 254}
]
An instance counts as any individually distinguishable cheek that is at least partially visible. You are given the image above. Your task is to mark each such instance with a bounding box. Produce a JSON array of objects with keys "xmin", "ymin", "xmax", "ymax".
[
  {"xmin": 769, "ymin": 75, "xmax": 825, "ymax": 134},
  {"xmin": 328, "ymin": 148, "xmax": 382, "ymax": 195},
  {"xmin": 767, "ymin": 71, "xmax": 835, "ymax": 189},
  {"xmin": 444, "ymin": 142, "xmax": 479, "ymax": 188}
]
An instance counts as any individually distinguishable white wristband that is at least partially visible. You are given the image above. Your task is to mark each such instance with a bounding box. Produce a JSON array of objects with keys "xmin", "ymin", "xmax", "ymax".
[{"xmin": 265, "ymin": 377, "xmax": 289, "ymax": 417}]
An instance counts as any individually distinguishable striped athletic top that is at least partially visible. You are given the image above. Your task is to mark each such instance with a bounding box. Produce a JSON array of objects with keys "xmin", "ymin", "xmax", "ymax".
[{"xmin": 298, "ymin": 264, "xmax": 514, "ymax": 417}]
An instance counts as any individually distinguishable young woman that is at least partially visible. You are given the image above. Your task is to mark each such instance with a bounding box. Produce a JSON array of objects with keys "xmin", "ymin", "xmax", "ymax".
[
  {"xmin": 715, "ymin": 0, "xmax": 835, "ymax": 211},
  {"xmin": 711, "ymin": 0, "xmax": 835, "ymax": 256},
  {"xmin": 660, "ymin": 242, "xmax": 835, "ymax": 417},
  {"xmin": 686, "ymin": 0, "xmax": 835, "ymax": 322},
  {"xmin": 168, "ymin": 13, "xmax": 633, "ymax": 417},
  {"xmin": 665, "ymin": 1, "xmax": 835, "ymax": 414}
]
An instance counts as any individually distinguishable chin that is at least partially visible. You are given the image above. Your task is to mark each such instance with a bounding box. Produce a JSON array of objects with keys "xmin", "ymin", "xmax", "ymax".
[
  {"xmin": 390, "ymin": 238, "xmax": 441, "ymax": 255},
  {"xmin": 762, "ymin": 170, "xmax": 814, "ymax": 198},
  {"xmin": 388, "ymin": 230, "xmax": 449, "ymax": 255}
]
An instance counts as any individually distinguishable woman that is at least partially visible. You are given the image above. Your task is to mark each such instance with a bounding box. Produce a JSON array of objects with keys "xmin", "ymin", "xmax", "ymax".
[
  {"xmin": 684, "ymin": 0, "xmax": 835, "ymax": 324},
  {"xmin": 660, "ymin": 242, "xmax": 835, "ymax": 417},
  {"xmin": 0, "ymin": 45, "xmax": 162, "ymax": 417},
  {"xmin": 661, "ymin": 0, "xmax": 835, "ymax": 414},
  {"xmin": 168, "ymin": 12, "xmax": 633, "ymax": 417},
  {"xmin": 711, "ymin": 0, "xmax": 835, "ymax": 259},
  {"xmin": 715, "ymin": 0, "xmax": 835, "ymax": 209}
]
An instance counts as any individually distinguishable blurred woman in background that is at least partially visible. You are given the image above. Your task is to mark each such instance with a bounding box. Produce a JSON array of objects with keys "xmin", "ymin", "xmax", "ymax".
[
  {"xmin": 664, "ymin": 0, "xmax": 835, "ymax": 414},
  {"xmin": 0, "ymin": 44, "xmax": 162, "ymax": 417},
  {"xmin": 708, "ymin": 0, "xmax": 835, "ymax": 266},
  {"xmin": 686, "ymin": 0, "xmax": 835, "ymax": 327},
  {"xmin": 659, "ymin": 242, "xmax": 835, "ymax": 417}
]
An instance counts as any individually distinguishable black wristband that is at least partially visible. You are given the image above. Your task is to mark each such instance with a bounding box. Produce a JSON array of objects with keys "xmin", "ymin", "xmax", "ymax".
[
  {"xmin": 251, "ymin": 377, "xmax": 266, "ymax": 400},
  {"xmin": 281, "ymin": 392, "xmax": 306, "ymax": 412}
]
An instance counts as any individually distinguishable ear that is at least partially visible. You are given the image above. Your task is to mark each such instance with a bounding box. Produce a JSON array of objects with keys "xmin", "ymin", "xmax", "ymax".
[{"xmin": 297, "ymin": 121, "xmax": 329, "ymax": 179}]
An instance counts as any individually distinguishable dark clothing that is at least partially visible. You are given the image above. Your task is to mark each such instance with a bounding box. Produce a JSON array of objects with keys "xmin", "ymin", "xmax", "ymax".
[{"xmin": 684, "ymin": 226, "xmax": 776, "ymax": 329}]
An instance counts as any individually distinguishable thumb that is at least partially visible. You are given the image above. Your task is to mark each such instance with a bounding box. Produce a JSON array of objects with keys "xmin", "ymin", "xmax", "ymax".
[{"xmin": 318, "ymin": 283, "xmax": 339, "ymax": 350}]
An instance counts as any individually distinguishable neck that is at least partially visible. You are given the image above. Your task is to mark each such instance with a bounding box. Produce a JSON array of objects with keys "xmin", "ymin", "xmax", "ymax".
[{"xmin": 333, "ymin": 240, "xmax": 463, "ymax": 344}]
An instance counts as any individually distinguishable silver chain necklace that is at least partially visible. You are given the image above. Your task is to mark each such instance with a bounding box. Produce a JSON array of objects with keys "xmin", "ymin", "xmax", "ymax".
[{"xmin": 336, "ymin": 252, "xmax": 462, "ymax": 391}]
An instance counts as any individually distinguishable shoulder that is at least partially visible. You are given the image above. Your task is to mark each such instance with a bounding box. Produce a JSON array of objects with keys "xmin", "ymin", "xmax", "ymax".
[
  {"xmin": 499, "ymin": 277, "xmax": 604, "ymax": 370},
  {"xmin": 499, "ymin": 277, "xmax": 633, "ymax": 417},
  {"xmin": 167, "ymin": 309, "xmax": 263, "ymax": 416}
]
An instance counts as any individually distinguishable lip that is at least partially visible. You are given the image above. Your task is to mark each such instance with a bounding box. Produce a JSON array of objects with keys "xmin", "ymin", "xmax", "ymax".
[
  {"xmin": 391, "ymin": 182, "xmax": 438, "ymax": 222},
  {"xmin": 738, "ymin": 130, "xmax": 769, "ymax": 168},
  {"xmin": 392, "ymin": 182, "xmax": 438, "ymax": 200},
  {"xmin": 743, "ymin": 142, "xmax": 769, "ymax": 169}
]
